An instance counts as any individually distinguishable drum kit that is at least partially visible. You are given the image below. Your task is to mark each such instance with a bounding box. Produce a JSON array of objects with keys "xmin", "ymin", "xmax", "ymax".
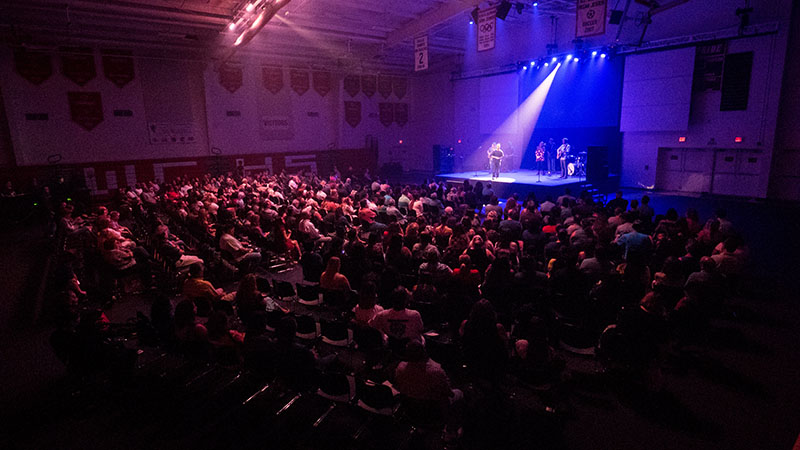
[{"xmin": 566, "ymin": 151, "xmax": 587, "ymax": 177}]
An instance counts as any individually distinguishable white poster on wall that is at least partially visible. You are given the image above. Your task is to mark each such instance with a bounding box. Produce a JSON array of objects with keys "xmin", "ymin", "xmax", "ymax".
[
  {"xmin": 414, "ymin": 35, "xmax": 429, "ymax": 72},
  {"xmin": 260, "ymin": 115, "xmax": 294, "ymax": 140},
  {"xmin": 477, "ymin": 8, "xmax": 497, "ymax": 52},
  {"xmin": 576, "ymin": 0, "xmax": 607, "ymax": 38}
]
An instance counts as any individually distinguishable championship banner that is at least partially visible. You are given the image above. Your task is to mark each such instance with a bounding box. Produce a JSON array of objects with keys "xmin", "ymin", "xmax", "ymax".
[
  {"xmin": 378, "ymin": 102, "xmax": 394, "ymax": 127},
  {"xmin": 290, "ymin": 69, "xmax": 310, "ymax": 95},
  {"xmin": 219, "ymin": 63, "xmax": 243, "ymax": 93},
  {"xmin": 414, "ymin": 35, "xmax": 429, "ymax": 72},
  {"xmin": 361, "ymin": 75, "xmax": 376, "ymax": 98},
  {"xmin": 61, "ymin": 47, "xmax": 96, "ymax": 86},
  {"xmin": 693, "ymin": 42, "xmax": 727, "ymax": 91},
  {"xmin": 102, "ymin": 50, "xmax": 135, "ymax": 88},
  {"xmin": 576, "ymin": 0, "xmax": 607, "ymax": 38},
  {"xmin": 377, "ymin": 76, "xmax": 393, "ymax": 99},
  {"xmin": 262, "ymin": 66, "xmax": 283, "ymax": 94},
  {"xmin": 68, "ymin": 91, "xmax": 104, "ymax": 131},
  {"xmin": 394, "ymin": 103, "xmax": 408, "ymax": 127},
  {"xmin": 344, "ymin": 101, "xmax": 361, "ymax": 128},
  {"xmin": 393, "ymin": 77, "xmax": 407, "ymax": 100},
  {"xmin": 14, "ymin": 49, "xmax": 53, "ymax": 85},
  {"xmin": 313, "ymin": 71, "xmax": 332, "ymax": 97},
  {"xmin": 343, "ymin": 74, "xmax": 360, "ymax": 97},
  {"xmin": 477, "ymin": 7, "xmax": 497, "ymax": 52}
]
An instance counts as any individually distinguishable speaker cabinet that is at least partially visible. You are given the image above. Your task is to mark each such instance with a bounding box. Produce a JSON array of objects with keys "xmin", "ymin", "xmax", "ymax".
[{"xmin": 586, "ymin": 146, "xmax": 609, "ymax": 182}]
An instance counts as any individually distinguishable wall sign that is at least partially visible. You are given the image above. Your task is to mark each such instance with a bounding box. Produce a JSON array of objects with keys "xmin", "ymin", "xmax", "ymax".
[
  {"xmin": 361, "ymin": 75, "xmax": 376, "ymax": 98},
  {"xmin": 344, "ymin": 101, "xmax": 361, "ymax": 128},
  {"xmin": 68, "ymin": 92, "xmax": 104, "ymax": 131},
  {"xmin": 14, "ymin": 49, "xmax": 53, "ymax": 85},
  {"xmin": 61, "ymin": 48, "xmax": 96, "ymax": 86},
  {"xmin": 219, "ymin": 63, "xmax": 243, "ymax": 93},
  {"xmin": 576, "ymin": 0, "xmax": 607, "ymax": 38},
  {"xmin": 148, "ymin": 123, "xmax": 197, "ymax": 144},
  {"xmin": 290, "ymin": 70, "xmax": 310, "ymax": 95},
  {"xmin": 414, "ymin": 35, "xmax": 429, "ymax": 72},
  {"xmin": 477, "ymin": 7, "xmax": 497, "ymax": 52},
  {"xmin": 262, "ymin": 66, "xmax": 283, "ymax": 94},
  {"xmin": 102, "ymin": 50, "xmax": 135, "ymax": 88}
]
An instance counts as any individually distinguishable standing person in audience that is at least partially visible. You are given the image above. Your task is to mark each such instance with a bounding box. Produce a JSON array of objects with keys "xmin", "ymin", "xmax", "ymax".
[{"xmin": 606, "ymin": 190, "xmax": 629, "ymax": 213}]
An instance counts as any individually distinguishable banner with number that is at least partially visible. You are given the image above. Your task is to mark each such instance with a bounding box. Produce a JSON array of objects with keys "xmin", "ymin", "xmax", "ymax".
[
  {"xmin": 61, "ymin": 48, "xmax": 96, "ymax": 86},
  {"xmin": 344, "ymin": 101, "xmax": 361, "ymax": 128},
  {"xmin": 414, "ymin": 35, "xmax": 429, "ymax": 72},
  {"xmin": 313, "ymin": 71, "xmax": 332, "ymax": 97},
  {"xmin": 102, "ymin": 50, "xmax": 135, "ymax": 88},
  {"xmin": 14, "ymin": 49, "xmax": 53, "ymax": 85},
  {"xmin": 343, "ymin": 74, "xmax": 360, "ymax": 97},
  {"xmin": 477, "ymin": 7, "xmax": 497, "ymax": 52},
  {"xmin": 68, "ymin": 92, "xmax": 104, "ymax": 131},
  {"xmin": 576, "ymin": 0, "xmax": 607, "ymax": 38},
  {"xmin": 290, "ymin": 70, "xmax": 310, "ymax": 95},
  {"xmin": 379, "ymin": 103, "xmax": 394, "ymax": 127},
  {"xmin": 361, "ymin": 75, "xmax": 376, "ymax": 98},
  {"xmin": 219, "ymin": 63, "xmax": 243, "ymax": 93},
  {"xmin": 262, "ymin": 66, "xmax": 283, "ymax": 94},
  {"xmin": 394, "ymin": 103, "xmax": 408, "ymax": 127}
]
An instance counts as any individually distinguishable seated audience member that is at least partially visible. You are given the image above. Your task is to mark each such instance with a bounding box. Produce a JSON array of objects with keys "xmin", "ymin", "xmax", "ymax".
[
  {"xmin": 235, "ymin": 273, "xmax": 267, "ymax": 327},
  {"xmin": 459, "ymin": 299, "xmax": 508, "ymax": 380},
  {"xmin": 320, "ymin": 256, "xmax": 351, "ymax": 291},
  {"xmin": 370, "ymin": 286, "xmax": 425, "ymax": 344},
  {"xmin": 615, "ymin": 221, "xmax": 652, "ymax": 262},
  {"xmin": 218, "ymin": 223, "xmax": 262, "ymax": 272},
  {"xmin": 174, "ymin": 299, "xmax": 208, "ymax": 343},
  {"xmin": 152, "ymin": 224, "xmax": 203, "ymax": 268},
  {"xmin": 711, "ymin": 237, "xmax": 745, "ymax": 277},
  {"xmin": 299, "ymin": 241, "xmax": 324, "ymax": 283},
  {"xmin": 419, "ymin": 248, "xmax": 453, "ymax": 284},
  {"xmin": 183, "ymin": 263, "xmax": 235, "ymax": 316},
  {"xmin": 206, "ymin": 311, "xmax": 245, "ymax": 356},
  {"xmin": 394, "ymin": 341, "xmax": 463, "ymax": 437},
  {"xmin": 352, "ymin": 281, "xmax": 383, "ymax": 326}
]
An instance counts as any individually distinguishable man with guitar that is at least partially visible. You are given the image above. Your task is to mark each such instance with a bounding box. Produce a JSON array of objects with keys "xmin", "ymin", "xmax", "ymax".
[
  {"xmin": 557, "ymin": 138, "xmax": 571, "ymax": 179},
  {"xmin": 487, "ymin": 142, "xmax": 505, "ymax": 179}
]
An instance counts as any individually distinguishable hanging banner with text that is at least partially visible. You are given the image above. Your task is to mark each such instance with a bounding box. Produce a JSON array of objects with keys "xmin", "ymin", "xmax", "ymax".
[
  {"xmin": 102, "ymin": 50, "xmax": 135, "ymax": 88},
  {"xmin": 414, "ymin": 35, "xmax": 429, "ymax": 72},
  {"xmin": 361, "ymin": 75, "xmax": 376, "ymax": 98},
  {"xmin": 344, "ymin": 101, "xmax": 361, "ymax": 128},
  {"xmin": 68, "ymin": 92, "xmax": 104, "ymax": 131},
  {"xmin": 14, "ymin": 49, "xmax": 53, "ymax": 85},
  {"xmin": 576, "ymin": 0, "xmax": 607, "ymax": 38},
  {"xmin": 61, "ymin": 47, "xmax": 97, "ymax": 87},
  {"xmin": 477, "ymin": 7, "xmax": 497, "ymax": 52}
]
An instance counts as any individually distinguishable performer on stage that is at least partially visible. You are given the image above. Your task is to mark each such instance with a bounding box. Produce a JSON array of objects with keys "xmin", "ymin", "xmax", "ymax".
[
  {"xmin": 546, "ymin": 138, "xmax": 556, "ymax": 175},
  {"xmin": 535, "ymin": 141, "xmax": 546, "ymax": 177},
  {"xmin": 557, "ymin": 138, "xmax": 571, "ymax": 179},
  {"xmin": 487, "ymin": 142, "xmax": 504, "ymax": 179}
]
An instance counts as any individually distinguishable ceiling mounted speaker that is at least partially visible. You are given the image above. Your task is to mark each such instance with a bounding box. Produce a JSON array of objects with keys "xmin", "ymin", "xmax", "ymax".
[
  {"xmin": 609, "ymin": 9, "xmax": 624, "ymax": 24},
  {"xmin": 496, "ymin": 1, "xmax": 512, "ymax": 20},
  {"xmin": 471, "ymin": 7, "xmax": 479, "ymax": 23}
]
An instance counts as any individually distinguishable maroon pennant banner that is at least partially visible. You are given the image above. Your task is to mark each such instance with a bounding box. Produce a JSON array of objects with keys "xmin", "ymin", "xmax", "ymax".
[
  {"xmin": 290, "ymin": 70, "xmax": 310, "ymax": 95},
  {"xmin": 262, "ymin": 66, "xmax": 283, "ymax": 94},
  {"xmin": 61, "ymin": 48, "xmax": 96, "ymax": 86},
  {"xmin": 343, "ymin": 74, "xmax": 360, "ymax": 97},
  {"xmin": 361, "ymin": 75, "xmax": 376, "ymax": 98},
  {"xmin": 68, "ymin": 91, "xmax": 104, "ymax": 131},
  {"xmin": 344, "ymin": 101, "xmax": 361, "ymax": 128},
  {"xmin": 394, "ymin": 103, "xmax": 408, "ymax": 127},
  {"xmin": 219, "ymin": 63, "xmax": 243, "ymax": 93},
  {"xmin": 377, "ymin": 76, "xmax": 393, "ymax": 99},
  {"xmin": 379, "ymin": 102, "xmax": 394, "ymax": 127},
  {"xmin": 313, "ymin": 71, "xmax": 332, "ymax": 97},
  {"xmin": 102, "ymin": 50, "xmax": 135, "ymax": 88},
  {"xmin": 14, "ymin": 49, "xmax": 52, "ymax": 85},
  {"xmin": 393, "ymin": 77, "xmax": 408, "ymax": 100}
]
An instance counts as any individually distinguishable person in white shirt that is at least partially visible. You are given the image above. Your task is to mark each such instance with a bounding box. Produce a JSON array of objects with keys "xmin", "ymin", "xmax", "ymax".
[
  {"xmin": 369, "ymin": 287, "xmax": 425, "ymax": 344},
  {"xmin": 218, "ymin": 223, "xmax": 261, "ymax": 273}
]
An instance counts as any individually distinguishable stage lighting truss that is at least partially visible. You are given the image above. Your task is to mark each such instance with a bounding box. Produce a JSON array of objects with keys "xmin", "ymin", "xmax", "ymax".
[
  {"xmin": 228, "ymin": 0, "xmax": 292, "ymax": 48},
  {"xmin": 519, "ymin": 45, "xmax": 615, "ymax": 68}
]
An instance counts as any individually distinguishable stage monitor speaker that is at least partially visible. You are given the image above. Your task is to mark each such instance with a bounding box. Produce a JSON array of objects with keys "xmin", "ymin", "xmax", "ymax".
[
  {"xmin": 586, "ymin": 146, "xmax": 609, "ymax": 182},
  {"xmin": 496, "ymin": 1, "xmax": 512, "ymax": 20},
  {"xmin": 432, "ymin": 145, "xmax": 454, "ymax": 174}
]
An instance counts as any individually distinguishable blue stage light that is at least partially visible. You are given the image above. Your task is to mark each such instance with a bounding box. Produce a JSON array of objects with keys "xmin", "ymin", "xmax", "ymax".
[
  {"xmin": 566, "ymin": 54, "xmax": 572, "ymax": 60},
  {"xmin": 551, "ymin": 57, "xmax": 557, "ymax": 63},
  {"xmin": 544, "ymin": 62, "xmax": 549, "ymax": 67},
  {"xmin": 530, "ymin": 61, "xmax": 535, "ymax": 66},
  {"xmin": 592, "ymin": 51, "xmax": 598, "ymax": 56},
  {"xmin": 600, "ymin": 53, "xmax": 607, "ymax": 58},
  {"xmin": 533, "ymin": 2, "xmax": 538, "ymax": 5},
  {"xmin": 469, "ymin": 20, "xmax": 474, "ymax": 24},
  {"xmin": 574, "ymin": 57, "xmax": 579, "ymax": 62}
]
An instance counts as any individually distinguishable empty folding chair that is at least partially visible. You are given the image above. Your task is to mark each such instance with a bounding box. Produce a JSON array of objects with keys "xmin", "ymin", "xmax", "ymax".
[
  {"xmin": 297, "ymin": 283, "xmax": 322, "ymax": 306},
  {"xmin": 295, "ymin": 314, "xmax": 320, "ymax": 340},
  {"xmin": 356, "ymin": 379, "xmax": 399, "ymax": 416},
  {"xmin": 321, "ymin": 288, "xmax": 348, "ymax": 309},
  {"xmin": 317, "ymin": 371, "xmax": 356, "ymax": 404},
  {"xmin": 265, "ymin": 309, "xmax": 287, "ymax": 333},
  {"xmin": 319, "ymin": 319, "xmax": 352, "ymax": 347},
  {"xmin": 273, "ymin": 279, "xmax": 296, "ymax": 300}
]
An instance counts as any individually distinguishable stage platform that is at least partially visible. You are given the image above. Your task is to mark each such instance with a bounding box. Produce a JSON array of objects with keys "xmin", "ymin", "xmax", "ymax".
[{"xmin": 435, "ymin": 169, "xmax": 619, "ymax": 200}]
